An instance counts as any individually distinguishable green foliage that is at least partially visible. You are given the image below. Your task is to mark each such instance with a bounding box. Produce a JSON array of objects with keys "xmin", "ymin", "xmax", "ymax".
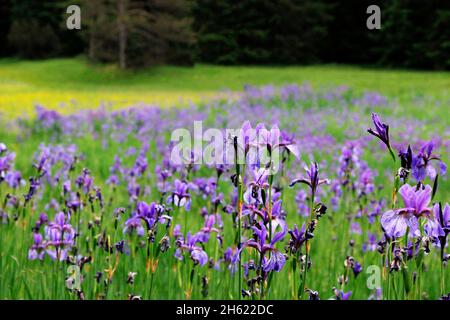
[
  {"xmin": 7, "ymin": 19, "xmax": 61, "ymax": 59},
  {"xmin": 193, "ymin": 0, "xmax": 333, "ymax": 64},
  {"xmin": 372, "ymin": 0, "xmax": 450, "ymax": 69},
  {"xmin": 2, "ymin": 0, "xmax": 450, "ymax": 68},
  {"xmin": 6, "ymin": 0, "xmax": 83, "ymax": 58},
  {"xmin": 78, "ymin": 0, "xmax": 195, "ymax": 68}
]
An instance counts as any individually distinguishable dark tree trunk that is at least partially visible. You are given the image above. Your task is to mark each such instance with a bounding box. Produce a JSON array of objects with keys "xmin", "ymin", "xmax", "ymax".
[{"xmin": 118, "ymin": 0, "xmax": 128, "ymax": 69}]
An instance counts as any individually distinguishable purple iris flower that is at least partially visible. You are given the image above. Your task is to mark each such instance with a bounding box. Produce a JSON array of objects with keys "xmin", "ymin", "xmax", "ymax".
[
  {"xmin": 194, "ymin": 177, "xmax": 217, "ymax": 199},
  {"xmin": 123, "ymin": 216, "xmax": 145, "ymax": 237},
  {"xmin": 167, "ymin": 179, "xmax": 191, "ymax": 211},
  {"xmin": 5, "ymin": 171, "xmax": 22, "ymax": 189},
  {"xmin": 190, "ymin": 249, "xmax": 208, "ymax": 266},
  {"xmin": 45, "ymin": 212, "xmax": 76, "ymax": 261},
  {"xmin": 75, "ymin": 169, "xmax": 93, "ymax": 194},
  {"xmin": 290, "ymin": 162, "xmax": 330, "ymax": 196},
  {"xmin": 28, "ymin": 233, "xmax": 46, "ymax": 260},
  {"xmin": 367, "ymin": 113, "xmax": 394, "ymax": 160},
  {"xmin": 47, "ymin": 212, "xmax": 75, "ymax": 234},
  {"xmin": 362, "ymin": 232, "xmax": 378, "ymax": 252},
  {"xmin": 411, "ymin": 141, "xmax": 446, "ymax": 182},
  {"xmin": 245, "ymin": 220, "xmax": 287, "ymax": 272},
  {"xmin": 33, "ymin": 213, "xmax": 49, "ymax": 231},
  {"xmin": 24, "ymin": 177, "xmax": 41, "ymax": 202},
  {"xmin": 279, "ymin": 131, "xmax": 300, "ymax": 159},
  {"xmin": 333, "ymin": 288, "xmax": 352, "ymax": 300},
  {"xmin": 399, "ymin": 145, "xmax": 412, "ymax": 171},
  {"xmin": 352, "ymin": 261, "xmax": 363, "ymax": 277},
  {"xmin": 263, "ymin": 250, "xmax": 286, "ymax": 272},
  {"xmin": 223, "ymin": 247, "xmax": 241, "ymax": 274},
  {"xmin": 254, "ymin": 123, "xmax": 279, "ymax": 148},
  {"xmin": 66, "ymin": 192, "xmax": 82, "ymax": 212},
  {"xmin": 106, "ymin": 174, "xmax": 119, "ymax": 186},
  {"xmin": 253, "ymin": 123, "xmax": 299, "ymax": 157},
  {"xmin": 63, "ymin": 180, "xmax": 71, "ymax": 195},
  {"xmin": 368, "ymin": 288, "xmax": 383, "ymax": 300},
  {"xmin": 337, "ymin": 140, "xmax": 361, "ymax": 182},
  {"xmin": 357, "ymin": 168, "xmax": 375, "ymax": 196},
  {"xmin": 295, "ymin": 190, "xmax": 310, "ymax": 217},
  {"xmin": 241, "ymin": 120, "xmax": 254, "ymax": 152},
  {"xmin": 0, "ymin": 152, "xmax": 15, "ymax": 180},
  {"xmin": 424, "ymin": 203, "xmax": 449, "ymax": 244},
  {"xmin": 243, "ymin": 168, "xmax": 269, "ymax": 204},
  {"xmin": 197, "ymin": 215, "xmax": 220, "ymax": 243},
  {"xmin": 287, "ymin": 223, "xmax": 308, "ymax": 254},
  {"xmin": 173, "ymin": 224, "xmax": 182, "ymax": 238},
  {"xmin": 175, "ymin": 232, "xmax": 208, "ymax": 266},
  {"xmin": 123, "ymin": 202, "xmax": 168, "ymax": 236},
  {"xmin": 381, "ymin": 184, "xmax": 433, "ymax": 238}
]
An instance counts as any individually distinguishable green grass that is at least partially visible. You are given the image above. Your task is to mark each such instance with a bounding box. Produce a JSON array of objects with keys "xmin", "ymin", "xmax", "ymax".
[
  {"xmin": 0, "ymin": 59, "xmax": 448, "ymax": 300},
  {"xmin": 1, "ymin": 58, "xmax": 449, "ymax": 118}
]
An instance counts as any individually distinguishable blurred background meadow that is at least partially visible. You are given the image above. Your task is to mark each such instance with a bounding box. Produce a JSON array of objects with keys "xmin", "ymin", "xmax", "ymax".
[{"xmin": 0, "ymin": 1, "xmax": 449, "ymax": 300}]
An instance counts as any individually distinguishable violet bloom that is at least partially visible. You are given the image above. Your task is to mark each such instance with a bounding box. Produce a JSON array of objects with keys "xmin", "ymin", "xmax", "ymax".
[
  {"xmin": 398, "ymin": 145, "xmax": 412, "ymax": 174},
  {"xmin": 223, "ymin": 247, "xmax": 241, "ymax": 274},
  {"xmin": 362, "ymin": 232, "xmax": 378, "ymax": 252},
  {"xmin": 350, "ymin": 222, "xmax": 362, "ymax": 235},
  {"xmin": 357, "ymin": 168, "xmax": 375, "ymax": 196},
  {"xmin": 155, "ymin": 165, "xmax": 171, "ymax": 193},
  {"xmin": 240, "ymin": 120, "xmax": 254, "ymax": 153},
  {"xmin": 33, "ymin": 213, "xmax": 49, "ymax": 232},
  {"xmin": 0, "ymin": 151, "xmax": 15, "ymax": 181},
  {"xmin": 173, "ymin": 224, "xmax": 182, "ymax": 238},
  {"xmin": 352, "ymin": 261, "xmax": 363, "ymax": 277},
  {"xmin": 28, "ymin": 233, "xmax": 46, "ymax": 260},
  {"xmin": 425, "ymin": 203, "xmax": 449, "ymax": 244},
  {"xmin": 245, "ymin": 221, "xmax": 287, "ymax": 272},
  {"xmin": 367, "ymin": 113, "xmax": 395, "ymax": 161},
  {"xmin": 45, "ymin": 212, "xmax": 76, "ymax": 261},
  {"xmin": 279, "ymin": 130, "xmax": 300, "ymax": 158},
  {"xmin": 63, "ymin": 180, "xmax": 71, "ymax": 195},
  {"xmin": 243, "ymin": 168, "xmax": 269, "ymax": 205},
  {"xmin": 381, "ymin": 184, "xmax": 433, "ymax": 238},
  {"xmin": 194, "ymin": 177, "xmax": 217, "ymax": 199},
  {"xmin": 290, "ymin": 162, "xmax": 330, "ymax": 197},
  {"xmin": 253, "ymin": 123, "xmax": 299, "ymax": 158},
  {"xmin": 411, "ymin": 141, "xmax": 446, "ymax": 182},
  {"xmin": 5, "ymin": 171, "xmax": 22, "ymax": 189},
  {"xmin": 75, "ymin": 169, "xmax": 93, "ymax": 194},
  {"xmin": 337, "ymin": 140, "xmax": 361, "ymax": 183},
  {"xmin": 24, "ymin": 177, "xmax": 41, "ymax": 202},
  {"xmin": 368, "ymin": 288, "xmax": 383, "ymax": 301},
  {"xmin": 106, "ymin": 174, "xmax": 119, "ymax": 186},
  {"xmin": 197, "ymin": 215, "xmax": 220, "ymax": 243},
  {"xmin": 287, "ymin": 223, "xmax": 308, "ymax": 254},
  {"xmin": 175, "ymin": 232, "xmax": 208, "ymax": 266},
  {"xmin": 123, "ymin": 202, "xmax": 167, "ymax": 236},
  {"xmin": 167, "ymin": 179, "xmax": 191, "ymax": 211},
  {"xmin": 295, "ymin": 190, "xmax": 310, "ymax": 217},
  {"xmin": 333, "ymin": 288, "xmax": 352, "ymax": 300}
]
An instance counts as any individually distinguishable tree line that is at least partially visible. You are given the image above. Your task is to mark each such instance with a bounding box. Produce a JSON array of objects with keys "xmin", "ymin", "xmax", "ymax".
[{"xmin": 1, "ymin": 0, "xmax": 449, "ymax": 70}]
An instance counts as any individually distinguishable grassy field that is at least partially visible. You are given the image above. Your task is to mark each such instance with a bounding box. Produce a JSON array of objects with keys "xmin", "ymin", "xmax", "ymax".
[
  {"xmin": 0, "ymin": 58, "xmax": 448, "ymax": 300},
  {"xmin": 1, "ymin": 58, "xmax": 449, "ymax": 118}
]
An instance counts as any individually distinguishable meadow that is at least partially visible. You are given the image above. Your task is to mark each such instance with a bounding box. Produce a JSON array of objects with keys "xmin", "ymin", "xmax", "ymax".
[
  {"xmin": 1, "ymin": 58, "xmax": 450, "ymax": 118},
  {"xmin": 0, "ymin": 59, "xmax": 449, "ymax": 300}
]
